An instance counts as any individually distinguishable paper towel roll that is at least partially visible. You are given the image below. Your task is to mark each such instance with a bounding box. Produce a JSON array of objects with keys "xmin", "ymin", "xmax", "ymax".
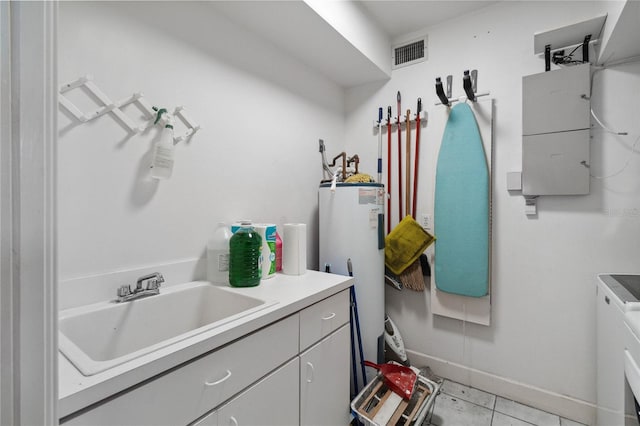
[{"xmin": 283, "ymin": 223, "xmax": 306, "ymax": 275}]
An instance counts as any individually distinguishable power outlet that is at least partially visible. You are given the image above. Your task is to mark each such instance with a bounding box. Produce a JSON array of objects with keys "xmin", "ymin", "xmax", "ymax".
[{"xmin": 420, "ymin": 214, "xmax": 432, "ymax": 230}]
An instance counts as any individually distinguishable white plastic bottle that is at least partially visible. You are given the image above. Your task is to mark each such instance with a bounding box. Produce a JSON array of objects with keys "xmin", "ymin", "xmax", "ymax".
[
  {"xmin": 150, "ymin": 107, "xmax": 175, "ymax": 180},
  {"xmin": 207, "ymin": 223, "xmax": 232, "ymax": 285}
]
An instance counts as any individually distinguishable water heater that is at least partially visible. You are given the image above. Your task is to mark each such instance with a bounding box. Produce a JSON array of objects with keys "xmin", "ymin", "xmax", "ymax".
[{"xmin": 318, "ymin": 183, "xmax": 385, "ymax": 383}]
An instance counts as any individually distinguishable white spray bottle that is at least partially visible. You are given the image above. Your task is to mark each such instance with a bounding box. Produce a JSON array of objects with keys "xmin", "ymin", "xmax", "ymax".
[{"xmin": 150, "ymin": 107, "xmax": 175, "ymax": 180}]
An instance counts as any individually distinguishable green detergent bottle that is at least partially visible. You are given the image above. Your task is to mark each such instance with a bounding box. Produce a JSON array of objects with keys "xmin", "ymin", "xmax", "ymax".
[{"xmin": 229, "ymin": 221, "xmax": 262, "ymax": 287}]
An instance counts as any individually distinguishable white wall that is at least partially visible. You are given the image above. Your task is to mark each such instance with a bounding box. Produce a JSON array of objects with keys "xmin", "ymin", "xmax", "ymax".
[
  {"xmin": 57, "ymin": 1, "xmax": 345, "ymax": 280},
  {"xmin": 345, "ymin": 0, "xmax": 640, "ymax": 420},
  {"xmin": 57, "ymin": 0, "xmax": 640, "ymax": 421}
]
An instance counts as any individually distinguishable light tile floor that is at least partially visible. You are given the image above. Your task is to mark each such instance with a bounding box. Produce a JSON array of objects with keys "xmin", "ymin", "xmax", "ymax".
[{"xmin": 422, "ymin": 380, "xmax": 587, "ymax": 426}]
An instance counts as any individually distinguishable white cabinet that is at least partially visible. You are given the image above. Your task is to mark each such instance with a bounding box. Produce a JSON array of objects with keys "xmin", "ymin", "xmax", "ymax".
[
  {"xmin": 300, "ymin": 324, "xmax": 350, "ymax": 426},
  {"xmin": 62, "ymin": 315, "xmax": 299, "ymax": 426},
  {"xmin": 60, "ymin": 287, "xmax": 351, "ymax": 426},
  {"xmin": 521, "ymin": 63, "xmax": 591, "ymax": 196}
]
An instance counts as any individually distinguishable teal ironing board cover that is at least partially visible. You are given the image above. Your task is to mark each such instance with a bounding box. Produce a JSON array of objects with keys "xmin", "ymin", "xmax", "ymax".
[{"xmin": 434, "ymin": 102, "xmax": 489, "ymax": 297}]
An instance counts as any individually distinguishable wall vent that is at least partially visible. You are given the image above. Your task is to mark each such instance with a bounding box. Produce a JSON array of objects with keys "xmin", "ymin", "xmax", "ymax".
[{"xmin": 392, "ymin": 36, "xmax": 427, "ymax": 69}]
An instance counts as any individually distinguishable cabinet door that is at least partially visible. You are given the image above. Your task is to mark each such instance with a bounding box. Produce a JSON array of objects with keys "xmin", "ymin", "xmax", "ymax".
[
  {"xmin": 522, "ymin": 63, "xmax": 590, "ymax": 135},
  {"xmin": 216, "ymin": 357, "xmax": 299, "ymax": 426},
  {"xmin": 522, "ymin": 129, "xmax": 590, "ymax": 196},
  {"xmin": 300, "ymin": 324, "xmax": 350, "ymax": 426}
]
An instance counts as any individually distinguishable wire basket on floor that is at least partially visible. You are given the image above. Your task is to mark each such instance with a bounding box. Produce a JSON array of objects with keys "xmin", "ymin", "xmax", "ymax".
[{"xmin": 351, "ymin": 363, "xmax": 441, "ymax": 426}]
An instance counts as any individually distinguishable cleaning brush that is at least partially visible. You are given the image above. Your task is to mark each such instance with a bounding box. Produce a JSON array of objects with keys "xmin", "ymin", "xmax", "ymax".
[{"xmin": 399, "ymin": 259, "xmax": 424, "ymax": 291}]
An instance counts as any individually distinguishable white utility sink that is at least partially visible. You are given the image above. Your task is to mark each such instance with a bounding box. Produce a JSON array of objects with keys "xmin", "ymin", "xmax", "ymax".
[{"xmin": 59, "ymin": 281, "xmax": 276, "ymax": 376}]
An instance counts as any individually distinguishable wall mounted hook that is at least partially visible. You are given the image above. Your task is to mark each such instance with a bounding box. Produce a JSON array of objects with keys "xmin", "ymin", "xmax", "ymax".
[
  {"xmin": 463, "ymin": 70, "xmax": 476, "ymax": 102},
  {"xmin": 435, "ymin": 77, "xmax": 450, "ymax": 106}
]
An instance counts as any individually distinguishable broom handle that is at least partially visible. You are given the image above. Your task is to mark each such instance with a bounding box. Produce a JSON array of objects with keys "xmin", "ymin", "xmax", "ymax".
[
  {"xmin": 386, "ymin": 106, "xmax": 392, "ymax": 234},
  {"xmin": 405, "ymin": 109, "xmax": 411, "ymax": 218},
  {"xmin": 412, "ymin": 98, "xmax": 421, "ymax": 219},
  {"xmin": 397, "ymin": 92, "xmax": 402, "ymax": 222}
]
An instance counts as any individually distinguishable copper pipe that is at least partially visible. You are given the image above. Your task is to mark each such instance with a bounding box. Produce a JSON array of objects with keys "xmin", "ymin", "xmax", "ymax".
[
  {"xmin": 347, "ymin": 155, "xmax": 360, "ymax": 175},
  {"xmin": 329, "ymin": 152, "xmax": 347, "ymax": 180}
]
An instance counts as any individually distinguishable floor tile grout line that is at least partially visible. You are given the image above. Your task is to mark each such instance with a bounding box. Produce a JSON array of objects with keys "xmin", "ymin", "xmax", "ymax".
[
  {"xmin": 493, "ymin": 397, "xmax": 563, "ymax": 426},
  {"xmin": 490, "ymin": 394, "xmax": 496, "ymax": 426},
  {"xmin": 493, "ymin": 405, "xmax": 562, "ymax": 425},
  {"xmin": 439, "ymin": 389, "xmax": 496, "ymax": 412},
  {"xmin": 440, "ymin": 381, "xmax": 575, "ymax": 426},
  {"xmin": 492, "ymin": 411, "xmax": 539, "ymax": 426}
]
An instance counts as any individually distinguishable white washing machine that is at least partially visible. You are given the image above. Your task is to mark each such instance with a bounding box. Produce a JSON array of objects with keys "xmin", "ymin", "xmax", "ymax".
[
  {"xmin": 597, "ymin": 274, "xmax": 640, "ymax": 425},
  {"xmin": 624, "ymin": 310, "xmax": 640, "ymax": 426}
]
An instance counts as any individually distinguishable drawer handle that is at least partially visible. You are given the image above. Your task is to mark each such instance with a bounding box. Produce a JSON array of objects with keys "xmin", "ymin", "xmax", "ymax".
[
  {"xmin": 205, "ymin": 370, "xmax": 232, "ymax": 386},
  {"xmin": 306, "ymin": 362, "xmax": 314, "ymax": 383},
  {"xmin": 229, "ymin": 416, "xmax": 239, "ymax": 426},
  {"xmin": 321, "ymin": 312, "xmax": 336, "ymax": 321}
]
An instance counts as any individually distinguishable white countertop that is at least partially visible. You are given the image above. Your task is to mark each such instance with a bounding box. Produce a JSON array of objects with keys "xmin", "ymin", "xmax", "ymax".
[{"xmin": 58, "ymin": 270, "xmax": 353, "ymax": 419}]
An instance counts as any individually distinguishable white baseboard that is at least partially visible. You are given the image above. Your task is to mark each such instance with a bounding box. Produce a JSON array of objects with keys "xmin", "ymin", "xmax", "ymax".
[{"xmin": 408, "ymin": 349, "xmax": 596, "ymax": 426}]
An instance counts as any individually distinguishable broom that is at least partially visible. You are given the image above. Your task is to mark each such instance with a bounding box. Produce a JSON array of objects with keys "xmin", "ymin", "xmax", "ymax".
[
  {"xmin": 399, "ymin": 259, "xmax": 424, "ymax": 291},
  {"xmin": 399, "ymin": 109, "xmax": 424, "ymax": 290},
  {"xmin": 385, "ymin": 216, "xmax": 435, "ymax": 292},
  {"xmin": 398, "ymin": 108, "xmax": 429, "ymax": 292}
]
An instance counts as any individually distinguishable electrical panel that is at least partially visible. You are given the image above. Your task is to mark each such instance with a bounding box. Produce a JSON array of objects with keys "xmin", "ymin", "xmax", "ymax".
[{"xmin": 521, "ymin": 63, "xmax": 591, "ymax": 196}]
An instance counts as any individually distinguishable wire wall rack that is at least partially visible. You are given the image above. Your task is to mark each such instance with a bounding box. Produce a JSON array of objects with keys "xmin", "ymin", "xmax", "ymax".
[{"xmin": 58, "ymin": 75, "xmax": 201, "ymax": 143}]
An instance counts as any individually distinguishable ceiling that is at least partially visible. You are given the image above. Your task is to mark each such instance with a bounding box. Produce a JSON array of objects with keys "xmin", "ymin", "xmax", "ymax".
[
  {"xmin": 209, "ymin": 1, "xmax": 501, "ymax": 87},
  {"xmin": 357, "ymin": 1, "xmax": 499, "ymax": 39}
]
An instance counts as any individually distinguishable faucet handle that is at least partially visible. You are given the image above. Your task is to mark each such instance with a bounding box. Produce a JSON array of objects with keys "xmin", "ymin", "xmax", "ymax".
[
  {"xmin": 146, "ymin": 279, "xmax": 162, "ymax": 291},
  {"xmin": 117, "ymin": 285, "xmax": 131, "ymax": 298}
]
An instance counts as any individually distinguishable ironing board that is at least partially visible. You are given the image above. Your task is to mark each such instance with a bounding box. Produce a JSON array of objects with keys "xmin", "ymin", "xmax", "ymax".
[{"xmin": 434, "ymin": 102, "xmax": 489, "ymax": 297}]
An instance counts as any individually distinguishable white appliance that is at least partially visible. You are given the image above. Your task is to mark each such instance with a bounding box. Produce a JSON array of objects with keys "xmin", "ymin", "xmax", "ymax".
[
  {"xmin": 318, "ymin": 183, "xmax": 385, "ymax": 383},
  {"xmin": 624, "ymin": 310, "xmax": 640, "ymax": 426},
  {"xmin": 596, "ymin": 274, "xmax": 640, "ymax": 425}
]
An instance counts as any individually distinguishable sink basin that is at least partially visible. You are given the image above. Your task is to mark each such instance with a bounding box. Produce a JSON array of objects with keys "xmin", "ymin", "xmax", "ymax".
[{"xmin": 59, "ymin": 281, "xmax": 276, "ymax": 376}]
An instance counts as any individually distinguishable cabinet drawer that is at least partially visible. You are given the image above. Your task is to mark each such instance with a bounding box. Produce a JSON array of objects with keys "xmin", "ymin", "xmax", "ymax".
[
  {"xmin": 62, "ymin": 314, "xmax": 299, "ymax": 426},
  {"xmin": 299, "ymin": 289, "xmax": 349, "ymax": 351},
  {"xmin": 193, "ymin": 357, "xmax": 300, "ymax": 426}
]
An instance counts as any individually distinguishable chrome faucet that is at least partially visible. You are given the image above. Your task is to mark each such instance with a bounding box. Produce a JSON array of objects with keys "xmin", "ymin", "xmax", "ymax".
[{"xmin": 115, "ymin": 272, "xmax": 165, "ymax": 303}]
